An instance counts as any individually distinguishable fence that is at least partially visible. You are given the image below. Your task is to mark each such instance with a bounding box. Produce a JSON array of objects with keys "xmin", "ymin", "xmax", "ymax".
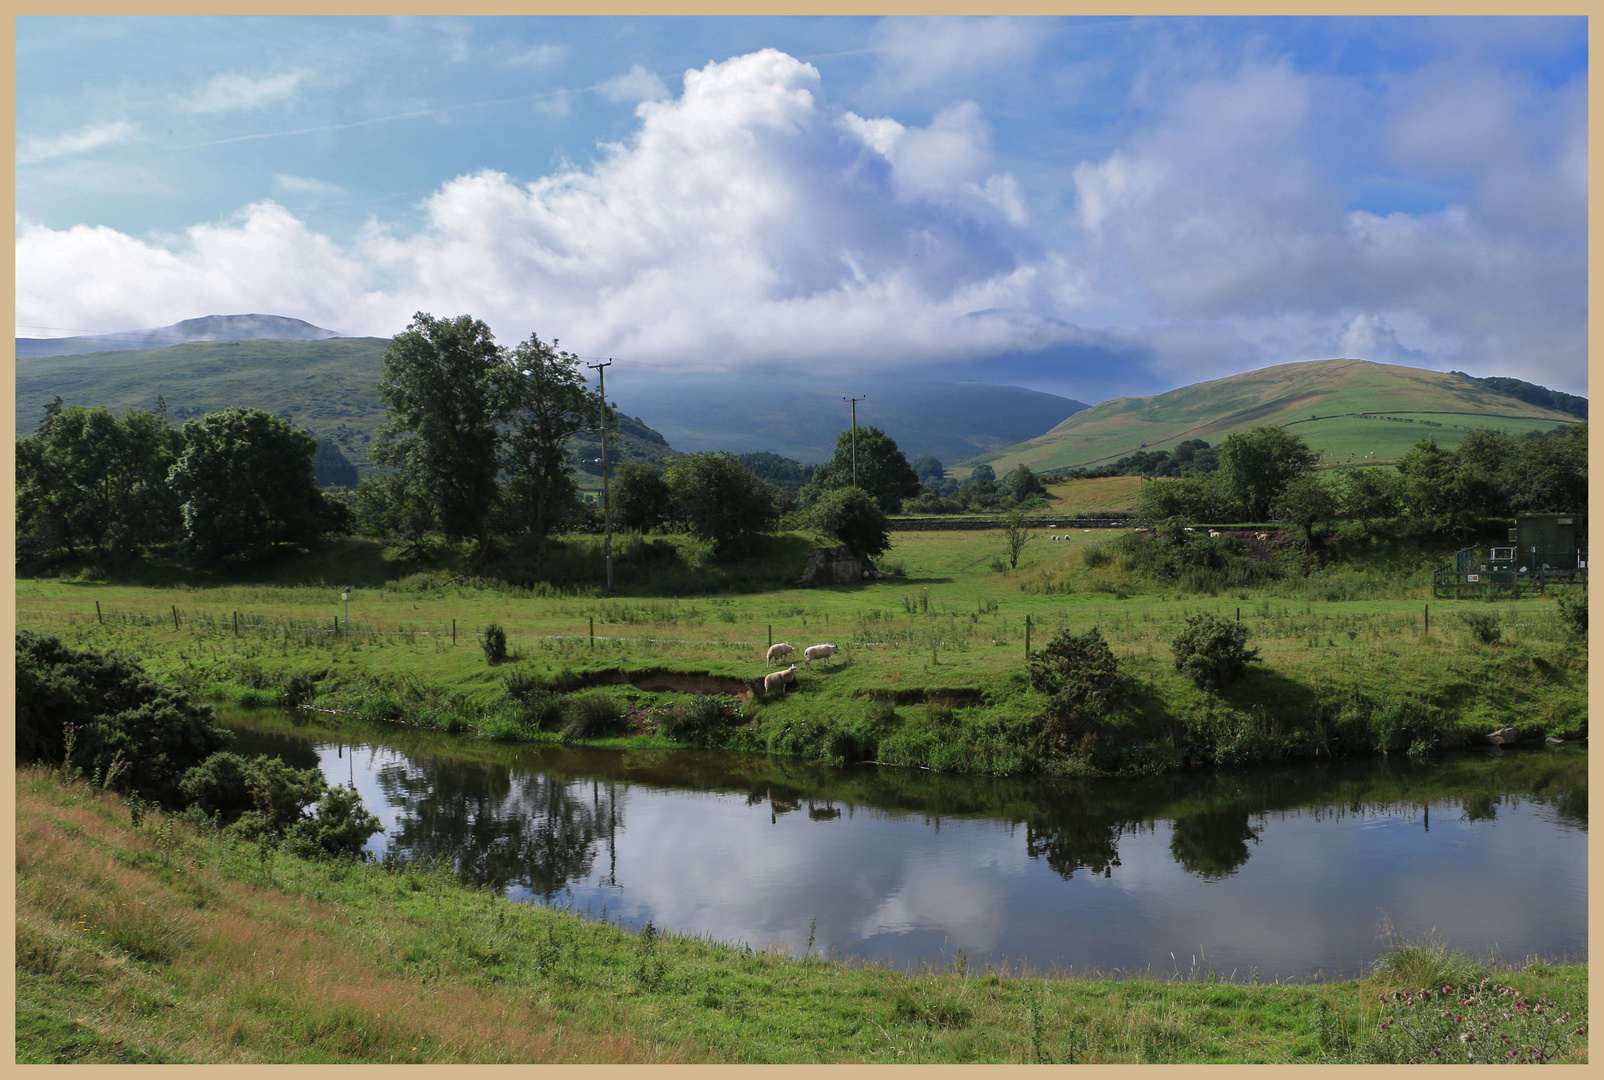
[{"xmin": 888, "ymin": 514, "xmax": 1134, "ymax": 532}]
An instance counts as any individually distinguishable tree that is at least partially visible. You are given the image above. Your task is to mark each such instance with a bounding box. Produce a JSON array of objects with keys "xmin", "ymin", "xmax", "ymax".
[
  {"xmin": 349, "ymin": 471, "xmax": 435, "ymax": 555},
  {"xmin": 168, "ymin": 407, "xmax": 336, "ymax": 565},
  {"xmin": 666, "ymin": 452, "xmax": 778, "ymax": 558},
  {"xmin": 1000, "ymin": 509, "xmax": 1032, "ymax": 569},
  {"xmin": 1134, "ymin": 473, "xmax": 1240, "ymax": 529},
  {"xmin": 371, "ymin": 312, "xmax": 513, "ymax": 561},
  {"xmin": 801, "ymin": 426, "xmax": 921, "ymax": 515},
  {"xmin": 16, "ymin": 404, "xmax": 182, "ymax": 566},
  {"xmin": 1027, "ymin": 627, "xmax": 1123, "ymax": 752},
  {"xmin": 1335, "ymin": 467, "xmax": 1399, "ymax": 536},
  {"xmin": 1001, "ymin": 464, "xmax": 1047, "ymax": 507},
  {"xmin": 1217, "ymin": 426, "xmax": 1319, "ymax": 521},
  {"xmin": 1505, "ymin": 423, "xmax": 1586, "ymax": 514},
  {"xmin": 911, "ymin": 455, "xmax": 944, "ymax": 483},
  {"xmin": 1394, "ymin": 435, "xmax": 1469, "ymax": 535},
  {"xmin": 613, "ymin": 462, "xmax": 674, "ymax": 533},
  {"xmin": 806, "ymin": 485, "xmax": 891, "ymax": 561},
  {"xmin": 501, "ymin": 331, "xmax": 602, "ymax": 561},
  {"xmin": 1271, "ymin": 472, "xmax": 1340, "ymax": 548},
  {"xmin": 1171, "ymin": 612, "xmax": 1260, "ymax": 689}
]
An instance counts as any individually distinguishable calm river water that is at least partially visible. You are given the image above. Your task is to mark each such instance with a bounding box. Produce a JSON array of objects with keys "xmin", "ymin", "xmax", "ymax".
[{"xmin": 223, "ymin": 709, "xmax": 1586, "ymax": 981}]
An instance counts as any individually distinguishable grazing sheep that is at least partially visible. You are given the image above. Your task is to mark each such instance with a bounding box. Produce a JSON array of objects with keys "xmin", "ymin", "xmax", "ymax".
[
  {"xmin": 803, "ymin": 643, "xmax": 838, "ymax": 669},
  {"xmin": 766, "ymin": 642, "xmax": 795, "ymax": 667},
  {"xmin": 1208, "ymin": 530, "xmax": 1222, "ymax": 538},
  {"xmin": 1256, "ymin": 532, "xmax": 1269, "ymax": 541},
  {"xmin": 764, "ymin": 664, "xmax": 798, "ymax": 694}
]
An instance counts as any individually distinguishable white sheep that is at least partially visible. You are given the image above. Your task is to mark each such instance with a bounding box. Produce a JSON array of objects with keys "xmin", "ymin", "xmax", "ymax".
[
  {"xmin": 764, "ymin": 664, "xmax": 798, "ymax": 694},
  {"xmin": 803, "ymin": 643, "xmax": 838, "ymax": 669},
  {"xmin": 766, "ymin": 642, "xmax": 795, "ymax": 667},
  {"xmin": 1208, "ymin": 530, "xmax": 1222, "ymax": 538},
  {"xmin": 1256, "ymin": 532, "xmax": 1269, "ymax": 541}
]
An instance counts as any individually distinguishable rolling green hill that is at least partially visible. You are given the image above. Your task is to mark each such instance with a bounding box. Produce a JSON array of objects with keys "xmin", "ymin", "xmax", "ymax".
[{"xmin": 958, "ymin": 358, "xmax": 1583, "ymax": 477}]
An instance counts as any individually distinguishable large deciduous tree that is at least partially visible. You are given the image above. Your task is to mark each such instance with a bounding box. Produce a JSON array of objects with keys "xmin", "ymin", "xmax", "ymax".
[
  {"xmin": 1217, "ymin": 426, "xmax": 1319, "ymax": 521},
  {"xmin": 168, "ymin": 407, "xmax": 335, "ymax": 565},
  {"xmin": 801, "ymin": 425, "xmax": 921, "ymax": 515},
  {"xmin": 371, "ymin": 312, "xmax": 513, "ymax": 561},
  {"xmin": 613, "ymin": 462, "xmax": 674, "ymax": 533},
  {"xmin": 666, "ymin": 451, "xmax": 777, "ymax": 559},
  {"xmin": 16, "ymin": 404, "xmax": 182, "ymax": 566},
  {"xmin": 805, "ymin": 485, "xmax": 891, "ymax": 561},
  {"xmin": 501, "ymin": 332, "xmax": 603, "ymax": 560}
]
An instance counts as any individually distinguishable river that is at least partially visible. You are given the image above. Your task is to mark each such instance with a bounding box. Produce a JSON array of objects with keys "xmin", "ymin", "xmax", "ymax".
[{"xmin": 222, "ymin": 707, "xmax": 1586, "ymax": 982}]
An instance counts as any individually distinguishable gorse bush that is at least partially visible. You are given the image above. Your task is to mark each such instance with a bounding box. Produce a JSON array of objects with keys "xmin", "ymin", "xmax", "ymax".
[
  {"xmin": 481, "ymin": 623, "xmax": 508, "ymax": 663},
  {"xmin": 1026, "ymin": 627, "xmax": 1123, "ymax": 753},
  {"xmin": 1171, "ymin": 612, "xmax": 1260, "ymax": 689}
]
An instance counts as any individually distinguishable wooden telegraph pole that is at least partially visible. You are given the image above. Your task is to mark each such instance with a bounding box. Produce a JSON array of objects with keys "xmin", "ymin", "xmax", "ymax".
[
  {"xmin": 844, "ymin": 395, "xmax": 866, "ymax": 487},
  {"xmin": 588, "ymin": 361, "xmax": 615, "ymax": 596}
]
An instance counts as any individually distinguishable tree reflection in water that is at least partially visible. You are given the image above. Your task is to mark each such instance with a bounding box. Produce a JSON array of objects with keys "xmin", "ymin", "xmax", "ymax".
[{"xmin": 375, "ymin": 756, "xmax": 623, "ymax": 899}]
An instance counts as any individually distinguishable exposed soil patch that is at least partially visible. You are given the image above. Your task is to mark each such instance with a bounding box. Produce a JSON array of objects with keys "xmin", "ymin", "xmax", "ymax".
[
  {"xmin": 556, "ymin": 666, "xmax": 757, "ymax": 701},
  {"xmin": 859, "ymin": 688, "xmax": 987, "ymax": 706}
]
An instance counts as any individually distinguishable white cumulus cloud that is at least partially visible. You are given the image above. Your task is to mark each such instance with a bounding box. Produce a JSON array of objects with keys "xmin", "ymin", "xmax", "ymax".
[{"xmin": 596, "ymin": 63, "xmax": 670, "ymax": 105}]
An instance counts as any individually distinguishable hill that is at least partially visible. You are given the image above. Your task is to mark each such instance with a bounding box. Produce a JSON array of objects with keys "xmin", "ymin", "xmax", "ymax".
[
  {"xmin": 15, "ymin": 337, "xmax": 1087, "ymax": 474},
  {"xmin": 599, "ymin": 370, "xmax": 1086, "ymax": 464},
  {"xmin": 16, "ymin": 313, "xmax": 340, "ymax": 358},
  {"xmin": 959, "ymin": 358, "xmax": 1584, "ymax": 477},
  {"xmin": 13, "ymin": 337, "xmax": 674, "ymax": 485}
]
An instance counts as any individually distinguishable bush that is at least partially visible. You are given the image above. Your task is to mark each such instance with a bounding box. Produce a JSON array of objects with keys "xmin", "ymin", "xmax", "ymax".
[
  {"xmin": 1457, "ymin": 610, "xmax": 1501, "ymax": 644},
  {"xmin": 15, "ymin": 630, "xmax": 231, "ymax": 806},
  {"xmin": 1027, "ymin": 627, "xmax": 1123, "ymax": 752},
  {"xmin": 1342, "ymin": 979, "xmax": 1582, "ymax": 1063},
  {"xmin": 559, "ymin": 689, "xmax": 625, "ymax": 741},
  {"xmin": 806, "ymin": 485, "xmax": 892, "ymax": 561},
  {"xmin": 481, "ymin": 623, "xmax": 508, "ymax": 663},
  {"xmin": 1555, "ymin": 589, "xmax": 1586, "ymax": 637},
  {"xmin": 285, "ymin": 783, "xmax": 384, "ymax": 860},
  {"xmin": 1081, "ymin": 545, "xmax": 1111, "ymax": 569},
  {"xmin": 1171, "ymin": 612, "xmax": 1261, "ymax": 689}
]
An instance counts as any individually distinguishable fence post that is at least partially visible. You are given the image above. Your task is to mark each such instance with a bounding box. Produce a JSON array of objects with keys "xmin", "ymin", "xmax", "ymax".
[
  {"xmin": 768, "ymin": 624, "xmax": 773, "ymax": 649},
  {"xmin": 234, "ymin": 612, "xmax": 239, "ymax": 637},
  {"xmin": 1236, "ymin": 607, "xmax": 1240, "ymax": 622},
  {"xmin": 96, "ymin": 601, "xmax": 103, "ymax": 625},
  {"xmin": 452, "ymin": 619, "xmax": 456, "ymax": 645},
  {"xmin": 172, "ymin": 605, "xmax": 180, "ymax": 631},
  {"xmin": 1423, "ymin": 604, "xmax": 1429, "ymax": 636},
  {"xmin": 1024, "ymin": 614, "xmax": 1031, "ymax": 658},
  {"xmin": 590, "ymin": 617, "xmax": 595, "ymax": 647}
]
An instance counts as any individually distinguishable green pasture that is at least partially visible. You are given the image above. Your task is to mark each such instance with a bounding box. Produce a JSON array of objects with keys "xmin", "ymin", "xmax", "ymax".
[{"xmin": 17, "ymin": 526, "xmax": 1587, "ymax": 775}]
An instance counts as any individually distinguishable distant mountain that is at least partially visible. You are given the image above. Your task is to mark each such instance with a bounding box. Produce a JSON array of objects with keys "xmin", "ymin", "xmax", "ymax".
[
  {"xmin": 15, "ymin": 314, "xmax": 340, "ymax": 359},
  {"xmin": 599, "ymin": 370, "xmax": 1087, "ymax": 465},
  {"xmin": 15, "ymin": 335, "xmax": 1088, "ymax": 475},
  {"xmin": 963, "ymin": 358, "xmax": 1585, "ymax": 477}
]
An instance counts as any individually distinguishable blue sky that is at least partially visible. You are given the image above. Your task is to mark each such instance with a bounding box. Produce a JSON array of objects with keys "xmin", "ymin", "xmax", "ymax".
[{"xmin": 15, "ymin": 16, "xmax": 1588, "ymax": 400}]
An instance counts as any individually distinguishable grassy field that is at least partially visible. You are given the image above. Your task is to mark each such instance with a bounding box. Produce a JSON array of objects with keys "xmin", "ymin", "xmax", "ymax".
[
  {"xmin": 962, "ymin": 358, "xmax": 1582, "ymax": 476},
  {"xmin": 16, "ymin": 767, "xmax": 1587, "ymax": 1064},
  {"xmin": 16, "ymin": 524, "xmax": 1587, "ymax": 776}
]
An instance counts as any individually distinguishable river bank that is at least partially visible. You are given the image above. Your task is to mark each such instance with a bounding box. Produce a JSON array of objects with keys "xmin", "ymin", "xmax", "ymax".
[
  {"xmin": 16, "ymin": 529, "xmax": 1587, "ymax": 778},
  {"xmin": 17, "ymin": 767, "xmax": 1587, "ymax": 1064}
]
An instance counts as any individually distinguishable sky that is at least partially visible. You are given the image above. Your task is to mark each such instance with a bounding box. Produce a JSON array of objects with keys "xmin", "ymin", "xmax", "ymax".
[{"xmin": 14, "ymin": 16, "xmax": 1589, "ymax": 401}]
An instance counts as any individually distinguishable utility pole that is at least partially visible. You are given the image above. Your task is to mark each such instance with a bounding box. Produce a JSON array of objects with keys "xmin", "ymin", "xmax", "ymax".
[
  {"xmin": 588, "ymin": 360, "xmax": 615, "ymax": 595},
  {"xmin": 844, "ymin": 395, "xmax": 866, "ymax": 488}
]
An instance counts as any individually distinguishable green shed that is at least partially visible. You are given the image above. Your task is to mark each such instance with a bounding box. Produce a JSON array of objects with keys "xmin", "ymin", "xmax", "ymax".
[{"xmin": 1510, "ymin": 514, "xmax": 1583, "ymax": 553}]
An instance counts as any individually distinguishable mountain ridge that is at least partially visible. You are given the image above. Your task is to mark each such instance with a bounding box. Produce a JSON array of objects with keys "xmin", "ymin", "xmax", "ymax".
[{"xmin": 16, "ymin": 314, "xmax": 340, "ymax": 358}]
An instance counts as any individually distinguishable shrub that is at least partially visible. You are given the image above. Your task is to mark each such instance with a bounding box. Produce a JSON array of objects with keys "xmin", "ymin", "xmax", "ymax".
[
  {"xmin": 284, "ymin": 783, "xmax": 384, "ymax": 860},
  {"xmin": 15, "ymin": 629, "xmax": 231, "ymax": 806},
  {"xmin": 1555, "ymin": 589, "xmax": 1586, "ymax": 637},
  {"xmin": 559, "ymin": 689, "xmax": 625, "ymax": 741},
  {"xmin": 481, "ymin": 623, "xmax": 508, "ymax": 663},
  {"xmin": 1457, "ymin": 610, "xmax": 1501, "ymax": 644},
  {"xmin": 1171, "ymin": 612, "xmax": 1261, "ymax": 689},
  {"xmin": 1027, "ymin": 627, "xmax": 1123, "ymax": 752},
  {"xmin": 1346, "ymin": 980, "xmax": 1582, "ymax": 1063},
  {"xmin": 1081, "ymin": 545, "xmax": 1111, "ymax": 569}
]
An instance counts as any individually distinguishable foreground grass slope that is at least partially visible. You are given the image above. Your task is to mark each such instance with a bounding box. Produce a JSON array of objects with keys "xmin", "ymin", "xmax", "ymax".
[
  {"xmin": 963, "ymin": 359, "xmax": 1582, "ymax": 477},
  {"xmin": 17, "ymin": 769, "xmax": 1586, "ymax": 1064},
  {"xmin": 15, "ymin": 526, "xmax": 1586, "ymax": 777}
]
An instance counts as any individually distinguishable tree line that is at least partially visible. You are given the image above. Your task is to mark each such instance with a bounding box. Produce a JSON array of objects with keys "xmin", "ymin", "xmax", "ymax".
[{"xmin": 1133, "ymin": 422, "xmax": 1587, "ymax": 544}]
